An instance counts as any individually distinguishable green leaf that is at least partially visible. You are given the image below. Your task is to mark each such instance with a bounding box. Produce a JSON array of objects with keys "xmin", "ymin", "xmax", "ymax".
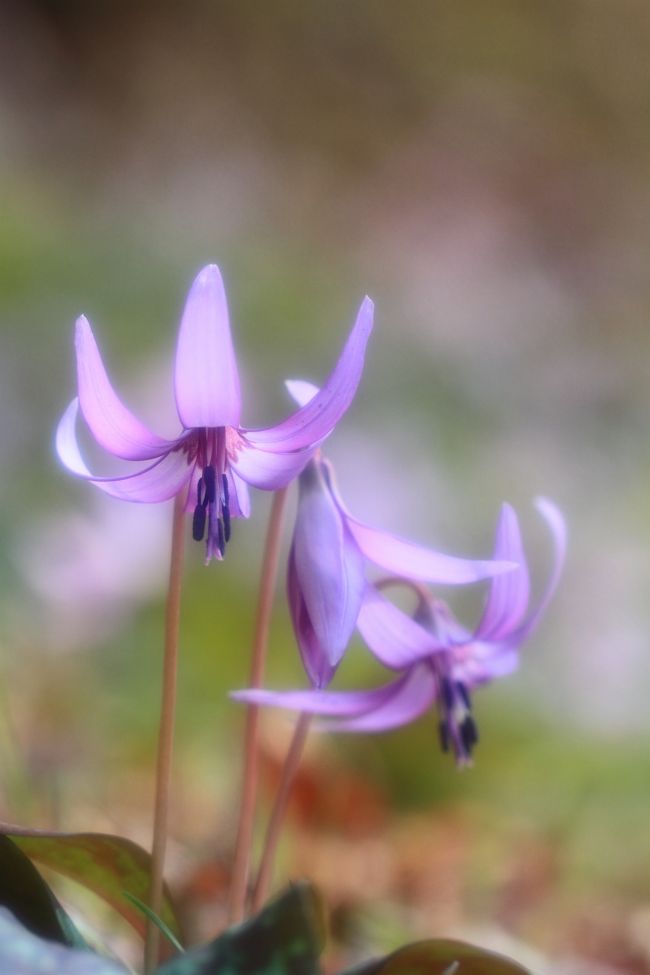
[
  {"xmin": 0, "ymin": 822, "xmax": 184, "ymax": 953},
  {"xmin": 123, "ymin": 891, "xmax": 185, "ymax": 954},
  {"xmin": 0, "ymin": 907, "xmax": 130, "ymax": 973},
  {"xmin": 0, "ymin": 835, "xmax": 87, "ymax": 947},
  {"xmin": 156, "ymin": 882, "xmax": 325, "ymax": 975},
  {"xmin": 339, "ymin": 939, "xmax": 533, "ymax": 975}
]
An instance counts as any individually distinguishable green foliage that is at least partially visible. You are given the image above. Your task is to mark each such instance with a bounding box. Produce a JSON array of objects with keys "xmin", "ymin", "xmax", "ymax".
[
  {"xmin": 0, "ymin": 849, "xmax": 533, "ymax": 975},
  {"xmin": 122, "ymin": 891, "xmax": 185, "ymax": 955},
  {"xmin": 156, "ymin": 883, "xmax": 325, "ymax": 975},
  {"xmin": 0, "ymin": 835, "xmax": 87, "ymax": 948},
  {"xmin": 0, "ymin": 824, "xmax": 183, "ymax": 949},
  {"xmin": 341, "ymin": 939, "xmax": 532, "ymax": 975}
]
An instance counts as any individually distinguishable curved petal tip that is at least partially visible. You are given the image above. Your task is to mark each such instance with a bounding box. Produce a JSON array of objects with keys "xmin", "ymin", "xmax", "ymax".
[
  {"xmin": 195, "ymin": 263, "xmax": 223, "ymax": 286},
  {"xmin": 246, "ymin": 293, "xmax": 374, "ymax": 452},
  {"xmin": 73, "ymin": 315, "xmax": 169, "ymax": 461}
]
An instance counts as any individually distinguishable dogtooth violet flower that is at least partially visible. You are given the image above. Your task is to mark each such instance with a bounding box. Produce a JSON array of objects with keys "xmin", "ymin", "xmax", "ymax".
[
  {"xmin": 233, "ymin": 497, "xmax": 566, "ymax": 764},
  {"xmin": 56, "ymin": 265, "xmax": 374, "ymax": 561},
  {"xmin": 254, "ymin": 379, "xmax": 517, "ymax": 688}
]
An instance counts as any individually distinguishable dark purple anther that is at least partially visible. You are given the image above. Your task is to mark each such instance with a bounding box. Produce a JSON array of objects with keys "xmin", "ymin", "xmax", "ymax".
[
  {"xmin": 203, "ymin": 465, "xmax": 216, "ymax": 504},
  {"xmin": 192, "ymin": 504, "xmax": 207, "ymax": 541},
  {"xmin": 196, "ymin": 476, "xmax": 205, "ymax": 507},
  {"xmin": 460, "ymin": 715, "xmax": 478, "ymax": 754},
  {"xmin": 456, "ymin": 681, "xmax": 471, "ymax": 711},
  {"xmin": 221, "ymin": 474, "xmax": 231, "ymax": 541}
]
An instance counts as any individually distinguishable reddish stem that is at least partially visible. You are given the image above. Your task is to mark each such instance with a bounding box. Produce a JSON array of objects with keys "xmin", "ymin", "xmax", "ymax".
[
  {"xmin": 228, "ymin": 486, "xmax": 289, "ymax": 924},
  {"xmin": 144, "ymin": 494, "xmax": 186, "ymax": 973},
  {"xmin": 251, "ymin": 713, "xmax": 311, "ymax": 913}
]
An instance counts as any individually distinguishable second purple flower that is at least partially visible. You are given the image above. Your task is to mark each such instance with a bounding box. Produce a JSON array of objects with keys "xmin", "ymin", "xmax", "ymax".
[{"xmin": 286, "ymin": 449, "xmax": 516, "ymax": 688}]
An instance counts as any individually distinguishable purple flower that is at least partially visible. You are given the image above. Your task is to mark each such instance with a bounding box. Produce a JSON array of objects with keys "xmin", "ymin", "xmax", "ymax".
[
  {"xmin": 233, "ymin": 498, "xmax": 566, "ymax": 764},
  {"xmin": 273, "ymin": 414, "xmax": 516, "ymax": 687},
  {"xmin": 56, "ymin": 265, "xmax": 373, "ymax": 561}
]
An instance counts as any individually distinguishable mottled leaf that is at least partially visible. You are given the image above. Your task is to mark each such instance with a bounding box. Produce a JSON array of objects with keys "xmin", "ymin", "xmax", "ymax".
[
  {"xmin": 0, "ymin": 835, "xmax": 86, "ymax": 946},
  {"xmin": 156, "ymin": 882, "xmax": 325, "ymax": 975},
  {"xmin": 0, "ymin": 822, "xmax": 183, "ymax": 952},
  {"xmin": 340, "ymin": 939, "xmax": 533, "ymax": 975},
  {"xmin": 0, "ymin": 907, "xmax": 130, "ymax": 974}
]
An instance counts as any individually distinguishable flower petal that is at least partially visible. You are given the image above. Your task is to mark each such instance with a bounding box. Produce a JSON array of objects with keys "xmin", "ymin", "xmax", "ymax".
[
  {"xmin": 228, "ymin": 469, "xmax": 251, "ymax": 518},
  {"xmin": 291, "ymin": 462, "xmax": 366, "ymax": 677},
  {"xmin": 231, "ymin": 669, "xmax": 427, "ymax": 719},
  {"xmin": 231, "ymin": 440, "xmax": 313, "ymax": 489},
  {"xmin": 56, "ymin": 399, "xmax": 192, "ymax": 503},
  {"xmin": 511, "ymin": 497, "xmax": 567, "ymax": 644},
  {"xmin": 474, "ymin": 504, "xmax": 530, "ymax": 641},
  {"xmin": 75, "ymin": 315, "xmax": 171, "ymax": 460},
  {"xmin": 174, "ymin": 264, "xmax": 242, "ymax": 428},
  {"xmin": 285, "ymin": 379, "xmax": 319, "ymax": 407},
  {"xmin": 357, "ymin": 585, "xmax": 446, "ymax": 670},
  {"xmin": 244, "ymin": 296, "xmax": 374, "ymax": 452},
  {"xmin": 287, "ymin": 548, "xmax": 338, "ymax": 689},
  {"xmin": 183, "ymin": 464, "xmax": 202, "ymax": 511},
  {"xmin": 320, "ymin": 665, "xmax": 437, "ymax": 733},
  {"xmin": 454, "ymin": 643, "xmax": 520, "ymax": 686},
  {"xmin": 346, "ymin": 513, "xmax": 514, "ymax": 584}
]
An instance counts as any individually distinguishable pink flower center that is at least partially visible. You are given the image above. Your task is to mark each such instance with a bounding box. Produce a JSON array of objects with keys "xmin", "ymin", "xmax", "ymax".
[{"xmin": 184, "ymin": 427, "xmax": 232, "ymax": 561}]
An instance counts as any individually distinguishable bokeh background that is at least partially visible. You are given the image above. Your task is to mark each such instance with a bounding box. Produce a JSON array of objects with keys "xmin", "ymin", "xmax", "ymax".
[{"xmin": 2, "ymin": 2, "xmax": 650, "ymax": 972}]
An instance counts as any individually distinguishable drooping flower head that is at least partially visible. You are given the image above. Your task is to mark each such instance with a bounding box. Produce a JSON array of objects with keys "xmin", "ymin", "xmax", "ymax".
[
  {"xmin": 56, "ymin": 266, "xmax": 373, "ymax": 561},
  {"xmin": 288, "ymin": 452, "xmax": 518, "ymax": 688},
  {"xmin": 282, "ymin": 379, "xmax": 517, "ymax": 688},
  {"xmin": 234, "ymin": 498, "xmax": 567, "ymax": 765}
]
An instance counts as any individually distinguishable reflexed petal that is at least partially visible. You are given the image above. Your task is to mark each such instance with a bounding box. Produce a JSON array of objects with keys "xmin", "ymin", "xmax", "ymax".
[
  {"xmin": 475, "ymin": 504, "xmax": 530, "ymax": 641},
  {"xmin": 56, "ymin": 399, "xmax": 192, "ymax": 502},
  {"xmin": 231, "ymin": 671, "xmax": 421, "ymax": 718},
  {"xmin": 174, "ymin": 264, "xmax": 242, "ymax": 428},
  {"xmin": 285, "ymin": 379, "xmax": 319, "ymax": 407},
  {"xmin": 346, "ymin": 514, "xmax": 514, "ymax": 584},
  {"xmin": 426, "ymin": 599, "xmax": 473, "ymax": 645},
  {"xmin": 287, "ymin": 548, "xmax": 337, "ymax": 689},
  {"xmin": 75, "ymin": 315, "xmax": 170, "ymax": 460},
  {"xmin": 510, "ymin": 497, "xmax": 567, "ymax": 644},
  {"xmin": 228, "ymin": 469, "xmax": 251, "ymax": 518},
  {"xmin": 57, "ymin": 398, "xmax": 97, "ymax": 477},
  {"xmin": 455, "ymin": 644, "xmax": 520, "ymax": 685},
  {"xmin": 231, "ymin": 440, "xmax": 313, "ymax": 489},
  {"xmin": 89, "ymin": 455, "xmax": 192, "ymax": 503},
  {"xmin": 245, "ymin": 296, "xmax": 374, "ymax": 451},
  {"xmin": 357, "ymin": 585, "xmax": 446, "ymax": 670},
  {"xmin": 320, "ymin": 665, "xmax": 437, "ymax": 733},
  {"xmin": 184, "ymin": 464, "xmax": 202, "ymax": 511},
  {"xmin": 292, "ymin": 462, "xmax": 366, "ymax": 672}
]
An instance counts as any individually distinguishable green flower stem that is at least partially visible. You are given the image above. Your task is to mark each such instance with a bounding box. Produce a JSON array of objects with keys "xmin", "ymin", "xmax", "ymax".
[
  {"xmin": 228, "ymin": 486, "xmax": 289, "ymax": 925},
  {"xmin": 251, "ymin": 713, "xmax": 311, "ymax": 913},
  {"xmin": 144, "ymin": 494, "xmax": 186, "ymax": 973}
]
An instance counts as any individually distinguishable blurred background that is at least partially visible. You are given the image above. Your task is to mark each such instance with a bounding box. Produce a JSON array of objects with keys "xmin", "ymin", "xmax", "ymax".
[{"xmin": 1, "ymin": 1, "xmax": 650, "ymax": 972}]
